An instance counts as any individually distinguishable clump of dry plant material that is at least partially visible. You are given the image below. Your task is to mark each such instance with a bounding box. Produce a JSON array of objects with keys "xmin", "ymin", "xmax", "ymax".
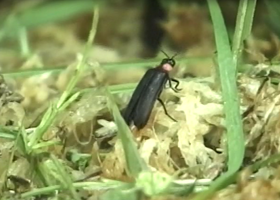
[
  {"xmin": 210, "ymin": 168, "xmax": 280, "ymax": 200},
  {"xmin": 97, "ymin": 77, "xmax": 225, "ymax": 180},
  {"xmin": 96, "ymin": 65, "xmax": 280, "ymax": 183},
  {"xmin": 0, "ymin": 75, "xmax": 24, "ymax": 126}
]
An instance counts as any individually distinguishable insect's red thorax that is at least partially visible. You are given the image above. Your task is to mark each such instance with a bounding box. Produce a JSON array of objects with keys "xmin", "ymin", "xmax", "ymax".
[{"xmin": 162, "ymin": 63, "xmax": 173, "ymax": 72}]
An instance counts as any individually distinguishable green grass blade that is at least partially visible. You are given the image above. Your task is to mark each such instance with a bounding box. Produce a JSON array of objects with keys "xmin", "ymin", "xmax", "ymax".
[
  {"xmin": 15, "ymin": 1, "xmax": 95, "ymax": 28},
  {"xmin": 3, "ymin": 68, "xmax": 63, "ymax": 78},
  {"xmin": 100, "ymin": 184, "xmax": 138, "ymax": 200},
  {"xmin": 232, "ymin": 0, "xmax": 256, "ymax": 69},
  {"xmin": 0, "ymin": 132, "xmax": 16, "ymax": 140},
  {"xmin": 105, "ymin": 88, "xmax": 148, "ymax": 177},
  {"xmin": 192, "ymin": 0, "xmax": 247, "ymax": 198},
  {"xmin": 208, "ymin": 0, "xmax": 245, "ymax": 173},
  {"xmin": 77, "ymin": 83, "xmax": 136, "ymax": 97},
  {"xmin": 108, "ymin": 83, "xmax": 137, "ymax": 94},
  {"xmin": 251, "ymin": 153, "xmax": 280, "ymax": 172},
  {"xmin": 2, "ymin": 56, "xmax": 210, "ymax": 78},
  {"xmin": 0, "ymin": 1, "xmax": 98, "ymax": 42},
  {"xmin": 192, "ymin": 172, "xmax": 236, "ymax": 200},
  {"xmin": 21, "ymin": 180, "xmax": 126, "ymax": 198}
]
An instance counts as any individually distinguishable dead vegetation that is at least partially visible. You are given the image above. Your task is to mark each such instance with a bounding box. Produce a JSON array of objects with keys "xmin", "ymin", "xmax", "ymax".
[{"xmin": 0, "ymin": 0, "xmax": 280, "ymax": 199}]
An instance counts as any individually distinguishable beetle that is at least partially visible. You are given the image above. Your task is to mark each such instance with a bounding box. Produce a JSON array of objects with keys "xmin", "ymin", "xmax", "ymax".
[{"xmin": 122, "ymin": 52, "xmax": 181, "ymax": 129}]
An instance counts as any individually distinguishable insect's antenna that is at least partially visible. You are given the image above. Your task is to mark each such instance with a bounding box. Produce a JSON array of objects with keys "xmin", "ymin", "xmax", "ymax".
[
  {"xmin": 160, "ymin": 50, "xmax": 170, "ymax": 58},
  {"xmin": 171, "ymin": 52, "xmax": 178, "ymax": 59}
]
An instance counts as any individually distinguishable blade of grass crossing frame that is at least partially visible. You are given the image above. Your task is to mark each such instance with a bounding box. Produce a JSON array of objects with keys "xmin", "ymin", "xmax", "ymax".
[
  {"xmin": 15, "ymin": 1, "xmax": 96, "ymax": 28},
  {"xmin": 232, "ymin": 0, "xmax": 256, "ymax": 71},
  {"xmin": 50, "ymin": 155, "xmax": 80, "ymax": 200},
  {"xmin": 1, "ymin": 56, "xmax": 209, "ymax": 78},
  {"xmin": 105, "ymin": 88, "xmax": 148, "ymax": 177},
  {"xmin": 0, "ymin": 1, "xmax": 97, "ymax": 42},
  {"xmin": 265, "ymin": 1, "xmax": 280, "ymax": 40},
  {"xmin": 207, "ymin": 0, "xmax": 245, "ymax": 173}
]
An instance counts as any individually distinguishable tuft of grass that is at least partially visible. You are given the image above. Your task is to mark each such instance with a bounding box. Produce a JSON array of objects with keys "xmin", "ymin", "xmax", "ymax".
[
  {"xmin": 208, "ymin": 0, "xmax": 245, "ymax": 175},
  {"xmin": 27, "ymin": 6, "xmax": 99, "ymax": 150},
  {"xmin": 3, "ymin": 5, "xmax": 102, "ymax": 199},
  {"xmin": 19, "ymin": 152, "xmax": 280, "ymax": 198},
  {"xmin": 192, "ymin": 0, "xmax": 247, "ymax": 199}
]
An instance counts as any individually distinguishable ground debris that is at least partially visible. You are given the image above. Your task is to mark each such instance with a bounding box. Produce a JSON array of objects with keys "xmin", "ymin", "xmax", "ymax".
[
  {"xmin": 210, "ymin": 168, "xmax": 280, "ymax": 200},
  {"xmin": 97, "ymin": 71, "xmax": 280, "ymax": 183}
]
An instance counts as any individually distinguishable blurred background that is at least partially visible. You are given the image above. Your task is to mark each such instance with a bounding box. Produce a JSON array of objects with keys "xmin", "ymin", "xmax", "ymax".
[
  {"xmin": 0, "ymin": 0, "xmax": 278, "ymax": 66},
  {"xmin": 0, "ymin": 0, "xmax": 279, "ymax": 113}
]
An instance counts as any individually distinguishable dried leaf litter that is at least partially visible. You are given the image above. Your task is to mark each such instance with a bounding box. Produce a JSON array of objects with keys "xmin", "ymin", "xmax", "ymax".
[{"xmin": 99, "ymin": 67, "xmax": 280, "ymax": 181}]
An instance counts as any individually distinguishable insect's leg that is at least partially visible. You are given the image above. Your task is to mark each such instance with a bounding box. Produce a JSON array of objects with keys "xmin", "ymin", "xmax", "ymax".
[
  {"xmin": 171, "ymin": 78, "xmax": 181, "ymax": 90},
  {"xmin": 157, "ymin": 98, "xmax": 177, "ymax": 122},
  {"xmin": 168, "ymin": 78, "xmax": 182, "ymax": 92}
]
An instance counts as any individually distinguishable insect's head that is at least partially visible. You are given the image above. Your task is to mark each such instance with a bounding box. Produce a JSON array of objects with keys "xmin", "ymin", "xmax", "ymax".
[
  {"xmin": 161, "ymin": 58, "xmax": 176, "ymax": 67},
  {"xmin": 160, "ymin": 50, "xmax": 178, "ymax": 71}
]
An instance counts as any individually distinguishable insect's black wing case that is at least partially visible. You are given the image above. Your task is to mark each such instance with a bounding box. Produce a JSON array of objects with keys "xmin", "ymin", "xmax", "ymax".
[
  {"xmin": 133, "ymin": 69, "xmax": 167, "ymax": 129},
  {"xmin": 122, "ymin": 68, "xmax": 157, "ymax": 125}
]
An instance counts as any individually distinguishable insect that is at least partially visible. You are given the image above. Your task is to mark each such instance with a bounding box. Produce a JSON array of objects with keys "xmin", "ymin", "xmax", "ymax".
[{"xmin": 122, "ymin": 52, "xmax": 181, "ymax": 130}]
